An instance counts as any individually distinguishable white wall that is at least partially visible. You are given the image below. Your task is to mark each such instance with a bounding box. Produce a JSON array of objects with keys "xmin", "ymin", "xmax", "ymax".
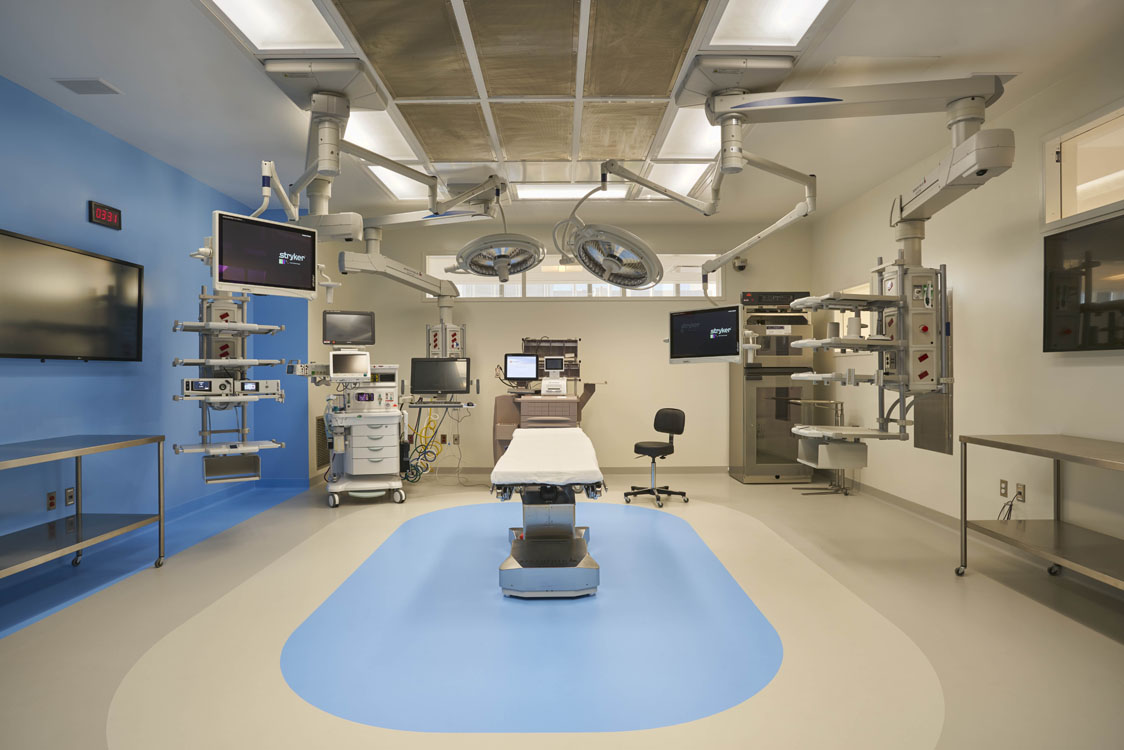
[
  {"xmin": 307, "ymin": 220, "xmax": 813, "ymax": 477},
  {"xmin": 809, "ymin": 40, "xmax": 1124, "ymax": 535}
]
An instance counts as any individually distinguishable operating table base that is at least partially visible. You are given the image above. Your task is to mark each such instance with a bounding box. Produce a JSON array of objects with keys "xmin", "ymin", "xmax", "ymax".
[{"xmin": 499, "ymin": 525, "xmax": 599, "ymax": 598}]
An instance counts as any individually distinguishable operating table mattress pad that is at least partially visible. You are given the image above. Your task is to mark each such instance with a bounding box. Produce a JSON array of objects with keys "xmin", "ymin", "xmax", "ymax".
[{"xmin": 490, "ymin": 427, "xmax": 603, "ymax": 486}]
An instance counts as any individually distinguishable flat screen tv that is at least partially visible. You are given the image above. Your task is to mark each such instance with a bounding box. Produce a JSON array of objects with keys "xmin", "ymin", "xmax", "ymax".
[
  {"xmin": 1044, "ymin": 212, "xmax": 1124, "ymax": 351},
  {"xmin": 0, "ymin": 229, "xmax": 143, "ymax": 361},
  {"xmin": 669, "ymin": 306, "xmax": 741, "ymax": 364},
  {"xmin": 213, "ymin": 211, "xmax": 317, "ymax": 300}
]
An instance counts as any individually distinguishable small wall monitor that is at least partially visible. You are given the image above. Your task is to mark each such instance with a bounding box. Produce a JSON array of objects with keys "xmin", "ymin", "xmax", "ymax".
[
  {"xmin": 330, "ymin": 350, "xmax": 371, "ymax": 381},
  {"xmin": 504, "ymin": 353, "xmax": 538, "ymax": 381},
  {"xmin": 670, "ymin": 305, "xmax": 741, "ymax": 364},
  {"xmin": 411, "ymin": 358, "xmax": 471, "ymax": 395},
  {"xmin": 1044, "ymin": 212, "xmax": 1124, "ymax": 351},
  {"xmin": 323, "ymin": 310, "xmax": 375, "ymax": 346},
  {"xmin": 543, "ymin": 356, "xmax": 564, "ymax": 372},
  {"xmin": 213, "ymin": 211, "xmax": 317, "ymax": 300}
]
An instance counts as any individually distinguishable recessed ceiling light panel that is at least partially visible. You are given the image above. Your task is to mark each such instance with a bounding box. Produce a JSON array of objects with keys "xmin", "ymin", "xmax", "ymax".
[
  {"xmin": 514, "ymin": 183, "xmax": 630, "ymax": 201},
  {"xmin": 710, "ymin": 0, "xmax": 830, "ymax": 47},
  {"xmin": 347, "ymin": 111, "xmax": 417, "ymax": 161},
  {"xmin": 368, "ymin": 165, "xmax": 430, "ymax": 201},
  {"xmin": 658, "ymin": 108, "xmax": 721, "ymax": 159},
  {"xmin": 209, "ymin": 0, "xmax": 343, "ymax": 51}
]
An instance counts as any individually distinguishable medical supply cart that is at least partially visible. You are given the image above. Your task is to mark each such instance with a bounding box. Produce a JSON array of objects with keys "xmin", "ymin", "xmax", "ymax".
[
  {"xmin": 956, "ymin": 434, "xmax": 1124, "ymax": 589},
  {"xmin": 0, "ymin": 434, "xmax": 165, "ymax": 578}
]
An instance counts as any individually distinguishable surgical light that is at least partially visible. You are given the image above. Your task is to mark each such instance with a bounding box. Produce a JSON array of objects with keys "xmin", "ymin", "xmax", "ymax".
[
  {"xmin": 452, "ymin": 233, "xmax": 547, "ymax": 283},
  {"xmin": 209, "ymin": 0, "xmax": 343, "ymax": 51},
  {"xmin": 710, "ymin": 0, "xmax": 830, "ymax": 47},
  {"xmin": 570, "ymin": 224, "xmax": 664, "ymax": 289}
]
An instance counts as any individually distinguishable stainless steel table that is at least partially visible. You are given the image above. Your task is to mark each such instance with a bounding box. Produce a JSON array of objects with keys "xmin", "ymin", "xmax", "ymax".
[
  {"xmin": 0, "ymin": 434, "xmax": 165, "ymax": 579},
  {"xmin": 957, "ymin": 434, "xmax": 1124, "ymax": 589}
]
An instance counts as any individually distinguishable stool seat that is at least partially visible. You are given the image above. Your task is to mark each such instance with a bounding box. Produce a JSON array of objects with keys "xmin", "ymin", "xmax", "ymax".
[{"xmin": 634, "ymin": 441, "xmax": 673, "ymax": 458}]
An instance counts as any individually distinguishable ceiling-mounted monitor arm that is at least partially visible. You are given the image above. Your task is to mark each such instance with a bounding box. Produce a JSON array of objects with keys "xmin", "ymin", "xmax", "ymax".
[
  {"xmin": 339, "ymin": 140, "xmax": 505, "ymax": 218},
  {"xmin": 601, "ymin": 160, "xmax": 720, "ymax": 216}
]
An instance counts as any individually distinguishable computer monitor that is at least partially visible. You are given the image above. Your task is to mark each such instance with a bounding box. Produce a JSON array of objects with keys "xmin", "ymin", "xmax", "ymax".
[
  {"xmin": 329, "ymin": 350, "xmax": 371, "ymax": 381},
  {"xmin": 322, "ymin": 310, "xmax": 375, "ymax": 346},
  {"xmin": 543, "ymin": 356, "xmax": 564, "ymax": 373},
  {"xmin": 212, "ymin": 211, "xmax": 317, "ymax": 300},
  {"xmin": 669, "ymin": 306, "xmax": 741, "ymax": 364},
  {"xmin": 411, "ymin": 358, "xmax": 470, "ymax": 395},
  {"xmin": 504, "ymin": 353, "xmax": 538, "ymax": 381}
]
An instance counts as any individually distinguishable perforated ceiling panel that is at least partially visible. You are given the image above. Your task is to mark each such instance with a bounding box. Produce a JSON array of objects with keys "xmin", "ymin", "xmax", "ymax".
[
  {"xmin": 335, "ymin": 0, "xmax": 475, "ymax": 98},
  {"xmin": 465, "ymin": 0, "xmax": 579, "ymax": 97},
  {"xmin": 579, "ymin": 102, "xmax": 666, "ymax": 160},
  {"xmin": 584, "ymin": 0, "xmax": 707, "ymax": 97},
  {"xmin": 397, "ymin": 103, "xmax": 495, "ymax": 162},
  {"xmin": 492, "ymin": 103, "xmax": 573, "ymax": 161}
]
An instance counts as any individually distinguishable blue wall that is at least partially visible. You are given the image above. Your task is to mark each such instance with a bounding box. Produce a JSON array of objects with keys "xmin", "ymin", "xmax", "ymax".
[{"xmin": 0, "ymin": 75, "xmax": 308, "ymax": 535}]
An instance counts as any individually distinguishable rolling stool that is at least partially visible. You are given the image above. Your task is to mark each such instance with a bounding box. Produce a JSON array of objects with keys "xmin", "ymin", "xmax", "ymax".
[{"xmin": 624, "ymin": 408, "xmax": 688, "ymax": 508}]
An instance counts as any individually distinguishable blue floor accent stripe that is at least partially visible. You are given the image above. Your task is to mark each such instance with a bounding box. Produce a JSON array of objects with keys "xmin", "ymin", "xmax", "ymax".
[
  {"xmin": 281, "ymin": 502, "xmax": 783, "ymax": 733},
  {"xmin": 0, "ymin": 482, "xmax": 306, "ymax": 639}
]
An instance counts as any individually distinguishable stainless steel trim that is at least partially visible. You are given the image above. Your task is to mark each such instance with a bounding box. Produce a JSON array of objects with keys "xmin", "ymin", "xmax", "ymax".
[{"xmin": 0, "ymin": 434, "xmax": 164, "ymax": 471}]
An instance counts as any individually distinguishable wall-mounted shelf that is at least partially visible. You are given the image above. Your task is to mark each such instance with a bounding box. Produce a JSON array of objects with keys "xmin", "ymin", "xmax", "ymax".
[
  {"xmin": 792, "ymin": 336, "xmax": 898, "ymax": 351},
  {"xmin": 172, "ymin": 358, "xmax": 284, "ymax": 368},
  {"xmin": 173, "ymin": 440, "xmax": 283, "ymax": 456},
  {"xmin": 791, "ymin": 292, "xmax": 900, "ymax": 311},
  {"xmin": 173, "ymin": 321, "xmax": 283, "ymax": 335},
  {"xmin": 173, "ymin": 394, "xmax": 284, "ymax": 404}
]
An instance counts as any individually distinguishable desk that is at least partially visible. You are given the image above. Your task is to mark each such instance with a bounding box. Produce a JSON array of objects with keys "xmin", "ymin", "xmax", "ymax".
[
  {"xmin": 0, "ymin": 435, "xmax": 165, "ymax": 579},
  {"xmin": 957, "ymin": 434, "xmax": 1124, "ymax": 589}
]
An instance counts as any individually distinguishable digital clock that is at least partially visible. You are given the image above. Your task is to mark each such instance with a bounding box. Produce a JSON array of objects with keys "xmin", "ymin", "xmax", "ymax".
[{"xmin": 88, "ymin": 201, "xmax": 122, "ymax": 230}]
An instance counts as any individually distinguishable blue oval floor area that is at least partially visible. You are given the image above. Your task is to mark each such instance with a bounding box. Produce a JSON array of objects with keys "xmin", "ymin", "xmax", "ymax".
[{"xmin": 280, "ymin": 502, "xmax": 783, "ymax": 733}]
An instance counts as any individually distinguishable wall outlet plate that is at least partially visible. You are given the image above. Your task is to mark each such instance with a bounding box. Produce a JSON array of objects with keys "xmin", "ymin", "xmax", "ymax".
[
  {"xmin": 999, "ymin": 479, "xmax": 1008, "ymax": 497},
  {"xmin": 47, "ymin": 491, "xmax": 57, "ymax": 511},
  {"xmin": 452, "ymin": 434, "xmax": 460, "ymax": 445},
  {"xmin": 65, "ymin": 487, "xmax": 76, "ymax": 506},
  {"xmin": 1016, "ymin": 483, "xmax": 1026, "ymax": 502}
]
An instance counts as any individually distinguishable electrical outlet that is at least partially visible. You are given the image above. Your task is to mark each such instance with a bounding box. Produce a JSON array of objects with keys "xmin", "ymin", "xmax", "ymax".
[
  {"xmin": 47, "ymin": 491, "xmax": 57, "ymax": 511},
  {"xmin": 1015, "ymin": 483, "xmax": 1026, "ymax": 502},
  {"xmin": 440, "ymin": 434, "xmax": 447, "ymax": 444},
  {"xmin": 452, "ymin": 434, "xmax": 460, "ymax": 445},
  {"xmin": 65, "ymin": 487, "xmax": 76, "ymax": 506},
  {"xmin": 999, "ymin": 479, "xmax": 1008, "ymax": 498}
]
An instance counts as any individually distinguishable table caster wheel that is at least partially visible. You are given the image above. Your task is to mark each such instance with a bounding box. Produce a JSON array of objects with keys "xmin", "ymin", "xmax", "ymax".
[
  {"xmin": 683, "ymin": 497, "xmax": 690, "ymax": 503},
  {"xmin": 656, "ymin": 500, "xmax": 664, "ymax": 508},
  {"xmin": 624, "ymin": 497, "xmax": 631, "ymax": 503},
  {"xmin": 392, "ymin": 489, "xmax": 406, "ymax": 504},
  {"xmin": 955, "ymin": 566, "xmax": 966, "ymax": 576},
  {"xmin": 327, "ymin": 493, "xmax": 340, "ymax": 508},
  {"xmin": 1047, "ymin": 564, "xmax": 1061, "ymax": 576},
  {"xmin": 71, "ymin": 556, "xmax": 81, "ymax": 567},
  {"xmin": 155, "ymin": 557, "xmax": 165, "ymax": 568}
]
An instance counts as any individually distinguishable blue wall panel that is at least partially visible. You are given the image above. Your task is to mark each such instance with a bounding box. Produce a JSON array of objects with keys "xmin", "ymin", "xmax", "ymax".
[{"xmin": 0, "ymin": 75, "xmax": 309, "ymax": 536}]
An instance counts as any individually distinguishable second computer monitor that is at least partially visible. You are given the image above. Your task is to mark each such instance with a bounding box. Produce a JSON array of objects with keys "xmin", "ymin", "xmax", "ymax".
[
  {"xmin": 323, "ymin": 310, "xmax": 375, "ymax": 346},
  {"xmin": 543, "ymin": 356, "xmax": 564, "ymax": 372},
  {"xmin": 504, "ymin": 353, "xmax": 538, "ymax": 382}
]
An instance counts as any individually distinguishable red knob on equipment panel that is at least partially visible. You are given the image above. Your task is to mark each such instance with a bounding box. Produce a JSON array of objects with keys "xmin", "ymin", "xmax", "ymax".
[
  {"xmin": 918, "ymin": 370, "xmax": 930, "ymax": 380},
  {"xmin": 921, "ymin": 325, "xmax": 929, "ymax": 333},
  {"xmin": 918, "ymin": 353, "xmax": 929, "ymax": 362}
]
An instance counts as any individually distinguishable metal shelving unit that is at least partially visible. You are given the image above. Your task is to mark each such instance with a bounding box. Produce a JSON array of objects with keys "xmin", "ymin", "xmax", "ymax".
[
  {"xmin": 0, "ymin": 434, "xmax": 165, "ymax": 578},
  {"xmin": 957, "ymin": 433, "xmax": 1124, "ymax": 590}
]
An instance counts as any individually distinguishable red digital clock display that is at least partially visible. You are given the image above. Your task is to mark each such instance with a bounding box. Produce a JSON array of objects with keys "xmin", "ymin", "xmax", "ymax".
[{"xmin": 88, "ymin": 201, "xmax": 122, "ymax": 230}]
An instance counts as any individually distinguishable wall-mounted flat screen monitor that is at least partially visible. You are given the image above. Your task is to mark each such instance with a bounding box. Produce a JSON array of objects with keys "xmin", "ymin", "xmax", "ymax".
[
  {"xmin": 411, "ymin": 358, "xmax": 470, "ymax": 395},
  {"xmin": 543, "ymin": 356, "xmax": 565, "ymax": 372},
  {"xmin": 323, "ymin": 310, "xmax": 374, "ymax": 346},
  {"xmin": 669, "ymin": 306, "xmax": 741, "ymax": 364},
  {"xmin": 504, "ymin": 353, "xmax": 538, "ymax": 381},
  {"xmin": 213, "ymin": 211, "xmax": 317, "ymax": 300},
  {"xmin": 0, "ymin": 229, "xmax": 143, "ymax": 361},
  {"xmin": 329, "ymin": 350, "xmax": 371, "ymax": 381},
  {"xmin": 1044, "ymin": 213, "xmax": 1124, "ymax": 351}
]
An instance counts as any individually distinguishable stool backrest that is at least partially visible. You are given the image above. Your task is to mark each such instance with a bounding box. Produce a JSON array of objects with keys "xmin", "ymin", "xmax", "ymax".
[{"xmin": 654, "ymin": 408, "xmax": 685, "ymax": 437}]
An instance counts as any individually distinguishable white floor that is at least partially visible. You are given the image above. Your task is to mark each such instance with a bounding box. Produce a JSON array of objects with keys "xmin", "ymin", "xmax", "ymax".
[{"xmin": 1, "ymin": 472, "xmax": 1122, "ymax": 749}]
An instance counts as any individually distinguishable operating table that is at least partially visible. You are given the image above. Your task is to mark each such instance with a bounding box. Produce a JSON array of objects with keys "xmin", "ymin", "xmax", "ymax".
[{"xmin": 491, "ymin": 427, "xmax": 603, "ymax": 598}]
